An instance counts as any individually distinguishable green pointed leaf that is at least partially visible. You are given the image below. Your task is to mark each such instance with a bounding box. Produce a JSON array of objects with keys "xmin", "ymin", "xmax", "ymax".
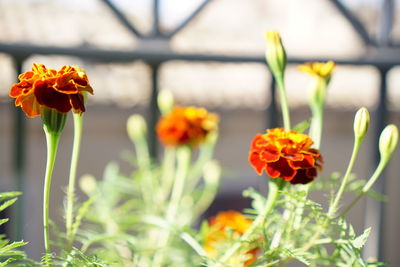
[{"xmin": 352, "ymin": 228, "xmax": 371, "ymax": 249}]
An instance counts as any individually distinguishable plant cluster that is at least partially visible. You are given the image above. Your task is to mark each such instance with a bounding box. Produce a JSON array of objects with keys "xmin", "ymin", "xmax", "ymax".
[{"xmin": 3, "ymin": 31, "xmax": 398, "ymax": 266}]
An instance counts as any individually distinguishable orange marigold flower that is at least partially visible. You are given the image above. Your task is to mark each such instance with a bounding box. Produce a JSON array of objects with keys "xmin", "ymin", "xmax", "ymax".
[
  {"xmin": 156, "ymin": 106, "xmax": 218, "ymax": 147},
  {"xmin": 10, "ymin": 63, "xmax": 93, "ymax": 118},
  {"xmin": 204, "ymin": 210, "xmax": 257, "ymax": 267},
  {"xmin": 248, "ymin": 128, "xmax": 323, "ymax": 184}
]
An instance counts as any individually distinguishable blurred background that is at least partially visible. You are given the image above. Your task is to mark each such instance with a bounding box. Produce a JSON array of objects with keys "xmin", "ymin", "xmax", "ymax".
[{"xmin": 0, "ymin": 0, "xmax": 400, "ymax": 265}]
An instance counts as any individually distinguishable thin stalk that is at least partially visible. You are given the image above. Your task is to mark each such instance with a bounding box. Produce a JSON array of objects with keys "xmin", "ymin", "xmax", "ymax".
[
  {"xmin": 275, "ymin": 74, "xmax": 291, "ymax": 130},
  {"xmin": 284, "ymin": 137, "xmax": 364, "ymax": 261},
  {"xmin": 166, "ymin": 147, "xmax": 191, "ymax": 221},
  {"xmin": 219, "ymin": 179, "xmax": 284, "ymax": 263},
  {"xmin": 43, "ymin": 130, "xmax": 61, "ymax": 262},
  {"xmin": 161, "ymin": 147, "xmax": 176, "ymax": 202},
  {"xmin": 152, "ymin": 146, "xmax": 191, "ymax": 267},
  {"xmin": 340, "ymin": 159, "xmax": 386, "ymax": 217},
  {"xmin": 329, "ymin": 137, "xmax": 362, "ymax": 217},
  {"xmin": 132, "ymin": 129, "xmax": 154, "ymax": 206},
  {"xmin": 65, "ymin": 113, "xmax": 83, "ymax": 251},
  {"xmin": 309, "ymin": 105, "xmax": 324, "ymax": 149}
]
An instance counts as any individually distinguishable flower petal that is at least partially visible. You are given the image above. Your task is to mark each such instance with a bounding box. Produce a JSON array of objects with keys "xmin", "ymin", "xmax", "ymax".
[
  {"xmin": 34, "ymin": 80, "xmax": 71, "ymax": 113},
  {"xmin": 249, "ymin": 150, "xmax": 266, "ymax": 175}
]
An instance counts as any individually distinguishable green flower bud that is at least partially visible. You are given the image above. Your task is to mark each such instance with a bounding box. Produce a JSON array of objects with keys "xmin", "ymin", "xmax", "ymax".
[
  {"xmin": 379, "ymin": 124, "xmax": 399, "ymax": 160},
  {"xmin": 353, "ymin": 107, "xmax": 370, "ymax": 140},
  {"xmin": 158, "ymin": 90, "xmax": 174, "ymax": 115},
  {"xmin": 127, "ymin": 114, "xmax": 147, "ymax": 141},
  {"xmin": 265, "ymin": 31, "xmax": 287, "ymax": 77},
  {"xmin": 40, "ymin": 107, "xmax": 67, "ymax": 135},
  {"xmin": 79, "ymin": 174, "xmax": 97, "ymax": 196},
  {"xmin": 203, "ymin": 160, "xmax": 221, "ymax": 186}
]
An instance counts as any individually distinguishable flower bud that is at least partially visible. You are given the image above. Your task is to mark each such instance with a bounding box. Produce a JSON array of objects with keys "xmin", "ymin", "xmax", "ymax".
[
  {"xmin": 157, "ymin": 89, "xmax": 174, "ymax": 115},
  {"xmin": 203, "ymin": 160, "xmax": 221, "ymax": 186},
  {"xmin": 379, "ymin": 124, "xmax": 399, "ymax": 160},
  {"xmin": 127, "ymin": 114, "xmax": 147, "ymax": 141},
  {"xmin": 265, "ymin": 31, "xmax": 287, "ymax": 77},
  {"xmin": 79, "ymin": 174, "xmax": 97, "ymax": 196},
  {"xmin": 353, "ymin": 107, "xmax": 370, "ymax": 140}
]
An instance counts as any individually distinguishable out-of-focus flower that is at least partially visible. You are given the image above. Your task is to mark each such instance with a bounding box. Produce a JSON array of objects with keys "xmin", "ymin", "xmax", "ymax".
[
  {"xmin": 299, "ymin": 61, "xmax": 335, "ymax": 81},
  {"xmin": 265, "ymin": 31, "xmax": 287, "ymax": 77},
  {"xmin": 10, "ymin": 63, "xmax": 93, "ymax": 118},
  {"xmin": 204, "ymin": 210, "xmax": 257, "ymax": 267},
  {"xmin": 249, "ymin": 128, "xmax": 323, "ymax": 184},
  {"xmin": 156, "ymin": 106, "xmax": 218, "ymax": 147}
]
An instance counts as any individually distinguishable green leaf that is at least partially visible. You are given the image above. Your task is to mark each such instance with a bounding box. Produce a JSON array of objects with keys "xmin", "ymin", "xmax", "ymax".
[
  {"xmin": 72, "ymin": 197, "xmax": 95, "ymax": 238},
  {"xmin": 0, "ymin": 241, "xmax": 28, "ymax": 253},
  {"xmin": 0, "ymin": 257, "xmax": 16, "ymax": 266},
  {"xmin": 293, "ymin": 119, "xmax": 311, "ymax": 133},
  {"xmin": 0, "ymin": 198, "xmax": 18, "ymax": 213},
  {"xmin": 352, "ymin": 228, "xmax": 371, "ymax": 249}
]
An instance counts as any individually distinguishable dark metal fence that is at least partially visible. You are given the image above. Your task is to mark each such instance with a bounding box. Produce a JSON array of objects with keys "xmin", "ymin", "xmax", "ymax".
[{"xmin": 1, "ymin": 0, "xmax": 398, "ymax": 260}]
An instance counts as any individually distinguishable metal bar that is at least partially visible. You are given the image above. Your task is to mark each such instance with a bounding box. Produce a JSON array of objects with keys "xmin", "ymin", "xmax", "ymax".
[
  {"xmin": 153, "ymin": 0, "xmax": 161, "ymax": 36},
  {"xmin": 363, "ymin": 67, "xmax": 389, "ymax": 260},
  {"xmin": 11, "ymin": 57, "xmax": 25, "ymax": 241},
  {"xmin": 1, "ymin": 43, "xmax": 400, "ymax": 67},
  {"xmin": 330, "ymin": 0, "xmax": 374, "ymax": 46},
  {"xmin": 378, "ymin": 0, "xmax": 394, "ymax": 47},
  {"xmin": 101, "ymin": 0, "xmax": 143, "ymax": 38},
  {"xmin": 165, "ymin": 0, "xmax": 212, "ymax": 38},
  {"xmin": 148, "ymin": 64, "xmax": 160, "ymax": 158}
]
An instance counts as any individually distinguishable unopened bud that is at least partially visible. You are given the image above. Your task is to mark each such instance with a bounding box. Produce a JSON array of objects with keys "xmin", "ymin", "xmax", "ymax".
[
  {"xmin": 379, "ymin": 124, "xmax": 399, "ymax": 160},
  {"xmin": 157, "ymin": 90, "xmax": 174, "ymax": 115},
  {"xmin": 203, "ymin": 160, "xmax": 221, "ymax": 186},
  {"xmin": 127, "ymin": 114, "xmax": 147, "ymax": 141},
  {"xmin": 79, "ymin": 174, "xmax": 97, "ymax": 196},
  {"xmin": 353, "ymin": 107, "xmax": 370, "ymax": 140},
  {"xmin": 265, "ymin": 31, "xmax": 287, "ymax": 77}
]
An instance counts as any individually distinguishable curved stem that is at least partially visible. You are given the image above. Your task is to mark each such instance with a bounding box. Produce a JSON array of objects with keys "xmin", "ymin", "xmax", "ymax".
[
  {"xmin": 43, "ymin": 130, "xmax": 61, "ymax": 263},
  {"xmin": 275, "ymin": 74, "xmax": 291, "ymax": 130},
  {"xmin": 340, "ymin": 159, "xmax": 387, "ymax": 217},
  {"xmin": 65, "ymin": 113, "xmax": 83, "ymax": 251},
  {"xmin": 329, "ymin": 137, "xmax": 362, "ymax": 217},
  {"xmin": 219, "ymin": 179, "xmax": 284, "ymax": 263}
]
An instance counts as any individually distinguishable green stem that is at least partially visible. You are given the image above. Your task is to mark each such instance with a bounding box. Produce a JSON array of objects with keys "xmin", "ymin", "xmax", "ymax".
[
  {"xmin": 309, "ymin": 105, "xmax": 324, "ymax": 148},
  {"xmin": 339, "ymin": 159, "xmax": 387, "ymax": 217},
  {"xmin": 66, "ymin": 113, "xmax": 83, "ymax": 251},
  {"xmin": 329, "ymin": 137, "xmax": 362, "ymax": 217},
  {"xmin": 152, "ymin": 146, "xmax": 191, "ymax": 267},
  {"xmin": 275, "ymin": 74, "xmax": 291, "ymax": 130},
  {"xmin": 161, "ymin": 147, "xmax": 176, "ymax": 202},
  {"xmin": 219, "ymin": 179, "xmax": 284, "ymax": 263},
  {"xmin": 43, "ymin": 130, "xmax": 61, "ymax": 262},
  {"xmin": 285, "ymin": 137, "xmax": 364, "ymax": 261},
  {"xmin": 166, "ymin": 146, "xmax": 191, "ymax": 221}
]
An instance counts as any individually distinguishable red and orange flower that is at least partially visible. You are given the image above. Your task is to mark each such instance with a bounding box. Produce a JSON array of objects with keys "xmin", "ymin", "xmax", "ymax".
[
  {"xmin": 204, "ymin": 210, "xmax": 258, "ymax": 266},
  {"xmin": 156, "ymin": 106, "xmax": 218, "ymax": 147},
  {"xmin": 249, "ymin": 128, "xmax": 323, "ymax": 184},
  {"xmin": 10, "ymin": 63, "xmax": 93, "ymax": 118}
]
